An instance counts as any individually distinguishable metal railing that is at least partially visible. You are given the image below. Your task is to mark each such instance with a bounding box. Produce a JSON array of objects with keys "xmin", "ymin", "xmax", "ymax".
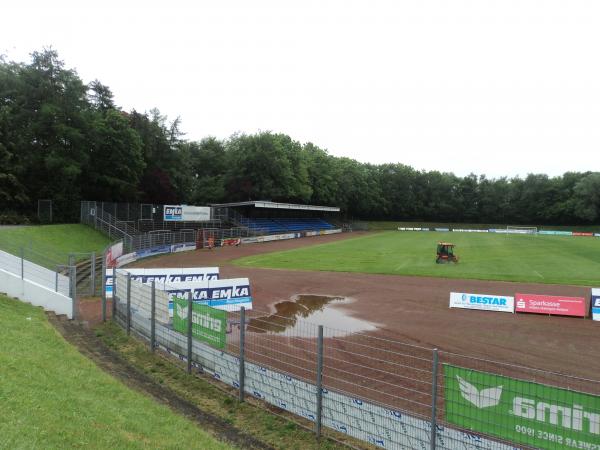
[{"xmin": 109, "ymin": 270, "xmax": 600, "ymax": 450}]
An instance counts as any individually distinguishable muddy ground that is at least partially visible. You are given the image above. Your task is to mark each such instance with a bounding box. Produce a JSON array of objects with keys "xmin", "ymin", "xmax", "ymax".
[{"xmin": 119, "ymin": 232, "xmax": 599, "ymax": 379}]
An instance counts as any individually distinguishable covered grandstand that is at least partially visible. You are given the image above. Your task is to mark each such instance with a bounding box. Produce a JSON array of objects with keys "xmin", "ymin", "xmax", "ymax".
[
  {"xmin": 80, "ymin": 200, "xmax": 342, "ymax": 252},
  {"xmin": 211, "ymin": 201, "xmax": 340, "ymax": 234}
]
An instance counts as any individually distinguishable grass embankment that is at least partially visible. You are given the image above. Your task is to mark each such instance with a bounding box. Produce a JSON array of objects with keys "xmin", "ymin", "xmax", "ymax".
[
  {"xmin": 95, "ymin": 321, "xmax": 355, "ymax": 450},
  {"xmin": 0, "ymin": 224, "xmax": 110, "ymax": 266},
  {"xmin": 0, "ymin": 295, "xmax": 231, "ymax": 450},
  {"xmin": 234, "ymin": 231, "xmax": 600, "ymax": 286}
]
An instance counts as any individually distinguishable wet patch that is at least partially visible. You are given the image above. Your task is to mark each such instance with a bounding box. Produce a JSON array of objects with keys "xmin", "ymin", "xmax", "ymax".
[{"xmin": 247, "ymin": 294, "xmax": 377, "ymax": 337}]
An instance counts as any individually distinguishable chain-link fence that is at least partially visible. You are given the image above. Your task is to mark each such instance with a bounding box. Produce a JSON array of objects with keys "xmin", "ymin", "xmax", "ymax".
[
  {"xmin": 109, "ymin": 270, "xmax": 600, "ymax": 450},
  {"xmin": 37, "ymin": 199, "xmax": 53, "ymax": 223}
]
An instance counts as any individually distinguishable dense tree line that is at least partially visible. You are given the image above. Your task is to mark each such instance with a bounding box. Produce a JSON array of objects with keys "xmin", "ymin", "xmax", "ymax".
[{"xmin": 1, "ymin": 50, "xmax": 599, "ymax": 224}]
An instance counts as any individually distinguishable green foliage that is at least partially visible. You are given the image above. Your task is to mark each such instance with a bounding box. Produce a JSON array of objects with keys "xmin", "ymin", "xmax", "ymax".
[
  {"xmin": 1, "ymin": 49, "xmax": 599, "ymax": 225},
  {"xmin": 0, "ymin": 295, "xmax": 231, "ymax": 449},
  {"xmin": 234, "ymin": 231, "xmax": 600, "ymax": 286}
]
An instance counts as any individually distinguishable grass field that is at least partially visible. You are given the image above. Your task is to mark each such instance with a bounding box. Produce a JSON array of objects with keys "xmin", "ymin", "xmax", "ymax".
[
  {"xmin": 0, "ymin": 224, "xmax": 110, "ymax": 266},
  {"xmin": 235, "ymin": 231, "xmax": 600, "ymax": 286},
  {"xmin": 0, "ymin": 295, "xmax": 231, "ymax": 450}
]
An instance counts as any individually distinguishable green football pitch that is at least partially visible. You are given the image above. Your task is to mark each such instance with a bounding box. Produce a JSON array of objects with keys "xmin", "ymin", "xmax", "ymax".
[{"xmin": 234, "ymin": 231, "xmax": 600, "ymax": 286}]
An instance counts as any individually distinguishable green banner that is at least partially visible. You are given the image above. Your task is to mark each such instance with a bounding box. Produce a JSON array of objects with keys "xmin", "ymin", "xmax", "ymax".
[
  {"xmin": 444, "ymin": 364, "xmax": 600, "ymax": 449},
  {"xmin": 172, "ymin": 296, "xmax": 226, "ymax": 349}
]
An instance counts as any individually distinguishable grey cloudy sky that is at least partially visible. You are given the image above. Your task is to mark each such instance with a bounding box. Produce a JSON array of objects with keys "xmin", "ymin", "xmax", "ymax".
[{"xmin": 2, "ymin": 0, "xmax": 599, "ymax": 178}]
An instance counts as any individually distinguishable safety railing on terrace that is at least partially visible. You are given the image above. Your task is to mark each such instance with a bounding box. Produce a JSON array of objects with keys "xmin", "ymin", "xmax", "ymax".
[
  {"xmin": 110, "ymin": 270, "xmax": 600, "ymax": 450},
  {"xmin": 81, "ymin": 201, "xmax": 135, "ymax": 250},
  {"xmin": 82, "ymin": 201, "xmax": 272, "ymax": 254}
]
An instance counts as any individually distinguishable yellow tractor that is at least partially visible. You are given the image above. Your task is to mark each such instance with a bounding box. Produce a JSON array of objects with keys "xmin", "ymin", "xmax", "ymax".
[{"xmin": 436, "ymin": 242, "xmax": 459, "ymax": 264}]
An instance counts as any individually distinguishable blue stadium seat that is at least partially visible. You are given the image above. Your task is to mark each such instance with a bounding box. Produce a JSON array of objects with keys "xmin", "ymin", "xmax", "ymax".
[{"xmin": 241, "ymin": 217, "xmax": 334, "ymax": 234}]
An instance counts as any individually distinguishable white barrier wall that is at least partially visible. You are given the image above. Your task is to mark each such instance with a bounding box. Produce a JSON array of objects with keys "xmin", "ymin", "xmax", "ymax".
[
  {"xmin": 0, "ymin": 250, "xmax": 70, "ymax": 296},
  {"xmin": 0, "ymin": 269, "xmax": 73, "ymax": 318}
]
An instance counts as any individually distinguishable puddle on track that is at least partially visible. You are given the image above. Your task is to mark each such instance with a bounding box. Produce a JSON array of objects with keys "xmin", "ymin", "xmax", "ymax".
[{"xmin": 247, "ymin": 294, "xmax": 377, "ymax": 337}]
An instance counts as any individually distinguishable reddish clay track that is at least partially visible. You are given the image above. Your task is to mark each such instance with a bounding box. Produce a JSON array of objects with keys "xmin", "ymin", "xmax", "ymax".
[{"xmin": 128, "ymin": 232, "xmax": 600, "ymax": 381}]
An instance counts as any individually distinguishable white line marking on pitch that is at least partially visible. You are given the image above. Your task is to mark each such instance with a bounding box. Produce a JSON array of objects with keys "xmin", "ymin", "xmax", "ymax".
[{"xmin": 533, "ymin": 270, "xmax": 544, "ymax": 278}]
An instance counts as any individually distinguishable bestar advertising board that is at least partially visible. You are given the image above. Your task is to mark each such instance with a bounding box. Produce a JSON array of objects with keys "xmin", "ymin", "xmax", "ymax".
[
  {"xmin": 164, "ymin": 278, "xmax": 252, "ymax": 312},
  {"xmin": 444, "ymin": 365, "xmax": 600, "ymax": 450},
  {"xmin": 515, "ymin": 293, "xmax": 586, "ymax": 317},
  {"xmin": 592, "ymin": 289, "xmax": 600, "ymax": 322},
  {"xmin": 172, "ymin": 296, "xmax": 226, "ymax": 349},
  {"xmin": 105, "ymin": 267, "xmax": 219, "ymax": 297},
  {"xmin": 449, "ymin": 292, "xmax": 514, "ymax": 313}
]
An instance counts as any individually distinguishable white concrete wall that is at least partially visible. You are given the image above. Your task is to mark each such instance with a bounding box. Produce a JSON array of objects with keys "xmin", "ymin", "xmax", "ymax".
[
  {"xmin": 0, "ymin": 269, "xmax": 73, "ymax": 318},
  {"xmin": 0, "ymin": 250, "xmax": 70, "ymax": 296}
]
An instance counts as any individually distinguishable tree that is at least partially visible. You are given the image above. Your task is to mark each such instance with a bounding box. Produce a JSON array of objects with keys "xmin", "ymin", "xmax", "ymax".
[
  {"xmin": 88, "ymin": 79, "xmax": 115, "ymax": 111},
  {"xmin": 573, "ymin": 173, "xmax": 600, "ymax": 222},
  {"xmin": 83, "ymin": 110, "xmax": 145, "ymax": 201}
]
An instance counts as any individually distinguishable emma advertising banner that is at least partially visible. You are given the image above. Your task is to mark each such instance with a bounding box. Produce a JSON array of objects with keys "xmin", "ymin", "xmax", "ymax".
[
  {"xmin": 164, "ymin": 205, "xmax": 211, "ymax": 222},
  {"xmin": 449, "ymin": 292, "xmax": 515, "ymax": 313},
  {"xmin": 105, "ymin": 267, "xmax": 219, "ymax": 297},
  {"xmin": 164, "ymin": 278, "xmax": 252, "ymax": 312},
  {"xmin": 172, "ymin": 296, "xmax": 226, "ymax": 349},
  {"xmin": 444, "ymin": 365, "xmax": 600, "ymax": 450},
  {"xmin": 515, "ymin": 293, "xmax": 586, "ymax": 317}
]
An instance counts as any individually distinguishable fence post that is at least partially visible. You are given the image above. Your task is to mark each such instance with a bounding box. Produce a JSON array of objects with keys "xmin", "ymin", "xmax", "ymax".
[
  {"xmin": 20, "ymin": 247, "xmax": 24, "ymax": 279},
  {"xmin": 430, "ymin": 348, "xmax": 439, "ymax": 450},
  {"xmin": 126, "ymin": 273, "xmax": 131, "ymax": 335},
  {"xmin": 151, "ymin": 280, "xmax": 156, "ymax": 352},
  {"xmin": 315, "ymin": 325, "xmax": 324, "ymax": 439},
  {"xmin": 187, "ymin": 291, "xmax": 193, "ymax": 374},
  {"xmin": 70, "ymin": 266, "xmax": 77, "ymax": 320},
  {"xmin": 112, "ymin": 269, "xmax": 117, "ymax": 320},
  {"xmin": 239, "ymin": 307, "xmax": 246, "ymax": 402},
  {"xmin": 90, "ymin": 252, "xmax": 96, "ymax": 296},
  {"xmin": 101, "ymin": 253, "xmax": 106, "ymax": 321}
]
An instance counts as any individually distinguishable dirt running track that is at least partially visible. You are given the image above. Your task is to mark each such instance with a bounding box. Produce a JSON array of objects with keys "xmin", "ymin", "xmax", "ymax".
[{"xmin": 127, "ymin": 232, "xmax": 600, "ymax": 381}]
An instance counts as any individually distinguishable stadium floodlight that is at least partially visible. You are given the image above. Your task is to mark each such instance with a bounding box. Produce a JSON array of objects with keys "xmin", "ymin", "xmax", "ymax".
[{"xmin": 506, "ymin": 226, "xmax": 538, "ymax": 235}]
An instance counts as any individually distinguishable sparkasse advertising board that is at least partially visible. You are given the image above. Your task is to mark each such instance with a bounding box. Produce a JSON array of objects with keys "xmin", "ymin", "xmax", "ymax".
[
  {"xmin": 444, "ymin": 365, "xmax": 600, "ymax": 450},
  {"xmin": 449, "ymin": 292, "xmax": 514, "ymax": 313},
  {"xmin": 515, "ymin": 293, "xmax": 586, "ymax": 317}
]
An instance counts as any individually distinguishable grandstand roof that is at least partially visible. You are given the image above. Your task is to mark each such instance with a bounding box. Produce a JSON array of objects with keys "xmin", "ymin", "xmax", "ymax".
[{"xmin": 210, "ymin": 201, "xmax": 340, "ymax": 212}]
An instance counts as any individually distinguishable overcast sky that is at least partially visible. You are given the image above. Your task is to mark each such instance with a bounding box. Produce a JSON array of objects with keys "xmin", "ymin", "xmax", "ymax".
[{"xmin": 2, "ymin": 1, "xmax": 600, "ymax": 178}]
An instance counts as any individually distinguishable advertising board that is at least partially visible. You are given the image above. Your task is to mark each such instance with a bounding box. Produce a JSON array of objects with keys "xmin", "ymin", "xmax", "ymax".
[
  {"xmin": 163, "ymin": 278, "xmax": 252, "ymax": 312},
  {"xmin": 449, "ymin": 292, "xmax": 514, "ymax": 313},
  {"xmin": 172, "ymin": 296, "xmax": 226, "ymax": 349},
  {"xmin": 444, "ymin": 365, "xmax": 600, "ymax": 450},
  {"xmin": 163, "ymin": 205, "xmax": 211, "ymax": 222},
  {"xmin": 105, "ymin": 242, "xmax": 123, "ymax": 268},
  {"xmin": 116, "ymin": 252, "xmax": 137, "ymax": 266},
  {"xmin": 591, "ymin": 289, "xmax": 600, "ymax": 322},
  {"xmin": 135, "ymin": 245, "xmax": 171, "ymax": 259},
  {"xmin": 515, "ymin": 293, "xmax": 586, "ymax": 317},
  {"xmin": 221, "ymin": 238, "xmax": 241, "ymax": 247},
  {"xmin": 539, "ymin": 230, "xmax": 574, "ymax": 236},
  {"xmin": 573, "ymin": 232, "xmax": 594, "ymax": 237},
  {"xmin": 105, "ymin": 267, "xmax": 219, "ymax": 298},
  {"xmin": 170, "ymin": 242, "xmax": 196, "ymax": 253}
]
